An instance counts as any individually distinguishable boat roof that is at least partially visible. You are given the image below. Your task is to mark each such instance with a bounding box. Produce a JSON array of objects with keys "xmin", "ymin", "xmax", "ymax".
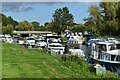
[
  {"xmin": 96, "ymin": 42, "xmax": 113, "ymax": 45},
  {"xmin": 89, "ymin": 39, "xmax": 101, "ymax": 40},
  {"xmin": 49, "ymin": 43, "xmax": 63, "ymax": 45},
  {"xmin": 107, "ymin": 37, "xmax": 116, "ymax": 39},
  {"xmin": 116, "ymin": 42, "xmax": 120, "ymax": 44},
  {"xmin": 107, "ymin": 50, "xmax": 120, "ymax": 55}
]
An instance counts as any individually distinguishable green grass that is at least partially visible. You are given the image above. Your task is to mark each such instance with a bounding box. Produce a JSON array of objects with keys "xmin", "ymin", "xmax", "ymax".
[
  {"xmin": 2, "ymin": 43, "xmax": 120, "ymax": 78},
  {"xmin": 2, "ymin": 43, "xmax": 72, "ymax": 78}
]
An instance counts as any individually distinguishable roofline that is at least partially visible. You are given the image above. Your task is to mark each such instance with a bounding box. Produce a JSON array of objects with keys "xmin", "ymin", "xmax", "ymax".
[
  {"xmin": 13, "ymin": 31, "xmax": 52, "ymax": 34},
  {"xmin": 96, "ymin": 42, "xmax": 113, "ymax": 45}
]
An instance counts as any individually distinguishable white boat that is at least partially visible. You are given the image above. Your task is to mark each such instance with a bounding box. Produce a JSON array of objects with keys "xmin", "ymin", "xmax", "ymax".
[
  {"xmin": 67, "ymin": 35, "xmax": 83, "ymax": 44},
  {"xmin": 47, "ymin": 43, "xmax": 65, "ymax": 55},
  {"xmin": 87, "ymin": 39, "xmax": 105, "ymax": 46},
  {"xmin": 115, "ymin": 42, "xmax": 120, "ymax": 49},
  {"xmin": 35, "ymin": 39, "xmax": 47, "ymax": 48},
  {"xmin": 0, "ymin": 34, "xmax": 5, "ymax": 42},
  {"xmin": 69, "ymin": 47, "xmax": 85, "ymax": 57},
  {"xmin": 89, "ymin": 42, "xmax": 120, "ymax": 71},
  {"xmin": 4, "ymin": 34, "xmax": 13, "ymax": 43},
  {"xmin": 107, "ymin": 37, "xmax": 119, "ymax": 43},
  {"xmin": 24, "ymin": 38, "xmax": 35, "ymax": 47},
  {"xmin": 18, "ymin": 38, "xmax": 25, "ymax": 45}
]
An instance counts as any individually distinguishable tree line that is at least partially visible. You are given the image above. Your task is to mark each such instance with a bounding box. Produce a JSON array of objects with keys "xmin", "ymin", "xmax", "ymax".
[
  {"xmin": 0, "ymin": 2, "xmax": 120, "ymax": 36},
  {"xmin": 0, "ymin": 13, "xmax": 44, "ymax": 34},
  {"xmin": 84, "ymin": 2, "xmax": 120, "ymax": 36}
]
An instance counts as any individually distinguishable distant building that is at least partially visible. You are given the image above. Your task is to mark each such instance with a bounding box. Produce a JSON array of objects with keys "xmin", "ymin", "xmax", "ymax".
[{"xmin": 13, "ymin": 31, "xmax": 52, "ymax": 37}]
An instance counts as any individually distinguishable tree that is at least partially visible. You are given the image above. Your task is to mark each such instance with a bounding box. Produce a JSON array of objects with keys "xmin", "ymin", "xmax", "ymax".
[
  {"xmin": 85, "ymin": 5, "xmax": 103, "ymax": 36},
  {"xmin": 31, "ymin": 21, "xmax": 40, "ymax": 31},
  {"xmin": 100, "ymin": 2, "xmax": 119, "ymax": 36},
  {"xmin": 71, "ymin": 24, "xmax": 85, "ymax": 33},
  {"xmin": 44, "ymin": 22, "xmax": 49, "ymax": 26},
  {"xmin": 7, "ymin": 16, "xmax": 18, "ymax": 27},
  {"xmin": 2, "ymin": 25, "xmax": 14, "ymax": 34},
  {"xmin": 0, "ymin": 13, "xmax": 18, "ymax": 27},
  {"xmin": 15, "ymin": 21, "xmax": 34, "ymax": 31},
  {"xmin": 1, "ymin": 13, "xmax": 8, "ymax": 26},
  {"xmin": 84, "ymin": 21, "xmax": 96, "ymax": 33},
  {"xmin": 85, "ymin": 2, "xmax": 119, "ymax": 36},
  {"xmin": 44, "ymin": 22, "xmax": 55, "ymax": 32},
  {"xmin": 52, "ymin": 7, "xmax": 74, "ymax": 33},
  {"xmin": 118, "ymin": 1, "xmax": 120, "ymax": 21}
]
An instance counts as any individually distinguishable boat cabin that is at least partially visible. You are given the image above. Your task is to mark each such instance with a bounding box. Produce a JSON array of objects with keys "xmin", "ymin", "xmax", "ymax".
[{"xmin": 91, "ymin": 42, "xmax": 120, "ymax": 63}]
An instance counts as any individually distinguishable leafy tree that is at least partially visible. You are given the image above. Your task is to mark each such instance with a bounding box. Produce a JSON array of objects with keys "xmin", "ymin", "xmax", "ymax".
[
  {"xmin": 1, "ymin": 13, "xmax": 8, "ymax": 26},
  {"xmin": 52, "ymin": 7, "xmax": 74, "ymax": 33},
  {"xmin": 118, "ymin": 1, "xmax": 120, "ymax": 21},
  {"xmin": 84, "ymin": 21, "xmax": 97, "ymax": 34},
  {"xmin": 39, "ymin": 26, "xmax": 46, "ymax": 31},
  {"xmin": 31, "ymin": 21, "xmax": 40, "ymax": 31},
  {"xmin": 71, "ymin": 24, "xmax": 85, "ymax": 33},
  {"xmin": 0, "ymin": 13, "xmax": 18, "ymax": 27},
  {"xmin": 85, "ymin": 5, "xmax": 103, "ymax": 36},
  {"xmin": 44, "ymin": 22, "xmax": 55, "ymax": 32},
  {"xmin": 15, "ymin": 21, "xmax": 34, "ymax": 31},
  {"xmin": 85, "ymin": 2, "xmax": 119, "ymax": 36},
  {"xmin": 2, "ymin": 25, "xmax": 14, "ymax": 34},
  {"xmin": 44, "ymin": 22, "xmax": 49, "ymax": 26},
  {"xmin": 7, "ymin": 16, "xmax": 18, "ymax": 27},
  {"xmin": 100, "ymin": 2, "xmax": 119, "ymax": 36}
]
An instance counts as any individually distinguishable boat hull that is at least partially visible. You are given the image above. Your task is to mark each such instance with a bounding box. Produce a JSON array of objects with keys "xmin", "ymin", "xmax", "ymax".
[{"xmin": 88, "ymin": 58, "xmax": 120, "ymax": 71}]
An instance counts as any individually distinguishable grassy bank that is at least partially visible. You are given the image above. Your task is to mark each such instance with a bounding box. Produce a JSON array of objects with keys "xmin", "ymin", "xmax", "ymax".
[{"xmin": 2, "ymin": 43, "xmax": 119, "ymax": 78}]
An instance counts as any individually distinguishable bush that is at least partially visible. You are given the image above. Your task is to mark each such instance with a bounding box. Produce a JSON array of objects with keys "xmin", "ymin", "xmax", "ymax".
[
  {"xmin": 101, "ymin": 72, "xmax": 119, "ymax": 78},
  {"xmin": 60, "ymin": 55, "xmax": 119, "ymax": 78}
]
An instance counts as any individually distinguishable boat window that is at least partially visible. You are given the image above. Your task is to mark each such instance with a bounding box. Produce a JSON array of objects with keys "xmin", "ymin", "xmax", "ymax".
[
  {"xmin": 116, "ymin": 56, "xmax": 120, "ymax": 62},
  {"xmin": 98, "ymin": 54, "xmax": 101, "ymax": 59},
  {"xmin": 109, "ymin": 44, "xmax": 116, "ymax": 50},
  {"xmin": 109, "ymin": 39, "xmax": 112, "ymax": 40},
  {"xmin": 105, "ymin": 54, "xmax": 110, "ymax": 61},
  {"xmin": 102, "ymin": 45, "xmax": 106, "ymax": 51},
  {"xmin": 116, "ymin": 44, "xmax": 120, "ymax": 49},
  {"xmin": 74, "ymin": 47, "xmax": 79, "ymax": 49},
  {"xmin": 27, "ymin": 38, "xmax": 35, "ymax": 40},
  {"xmin": 48, "ymin": 39, "xmax": 52, "ymax": 43},
  {"xmin": 95, "ymin": 46, "xmax": 98, "ymax": 52},
  {"xmin": 98, "ymin": 44, "xmax": 106, "ymax": 52},
  {"xmin": 49, "ymin": 45, "xmax": 63, "ymax": 47},
  {"xmin": 111, "ymin": 55, "xmax": 116, "ymax": 61}
]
